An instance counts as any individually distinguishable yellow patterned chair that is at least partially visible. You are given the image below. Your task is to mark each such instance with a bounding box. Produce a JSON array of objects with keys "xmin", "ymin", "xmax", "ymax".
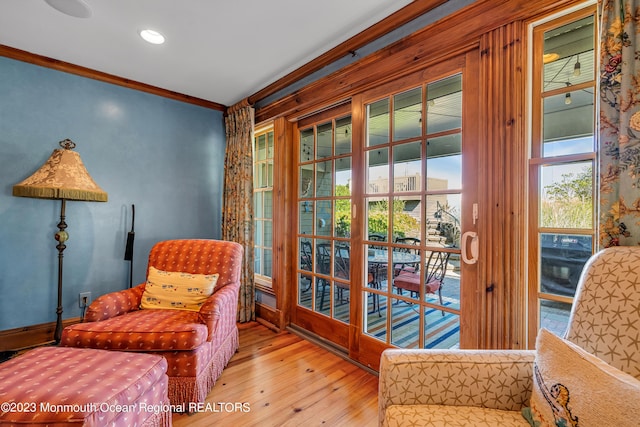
[
  {"xmin": 61, "ymin": 239, "xmax": 243, "ymax": 407},
  {"xmin": 379, "ymin": 246, "xmax": 640, "ymax": 426}
]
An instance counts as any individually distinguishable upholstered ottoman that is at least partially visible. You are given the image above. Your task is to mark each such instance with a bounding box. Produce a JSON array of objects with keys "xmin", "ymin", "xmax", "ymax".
[{"xmin": 0, "ymin": 346, "xmax": 171, "ymax": 426}]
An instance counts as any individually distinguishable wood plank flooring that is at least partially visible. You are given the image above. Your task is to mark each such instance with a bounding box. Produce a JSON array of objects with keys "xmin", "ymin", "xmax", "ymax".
[{"xmin": 172, "ymin": 322, "xmax": 379, "ymax": 427}]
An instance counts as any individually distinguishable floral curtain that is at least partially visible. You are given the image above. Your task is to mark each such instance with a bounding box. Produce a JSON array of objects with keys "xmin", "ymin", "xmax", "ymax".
[
  {"xmin": 599, "ymin": 0, "xmax": 640, "ymax": 247},
  {"xmin": 223, "ymin": 100, "xmax": 255, "ymax": 322}
]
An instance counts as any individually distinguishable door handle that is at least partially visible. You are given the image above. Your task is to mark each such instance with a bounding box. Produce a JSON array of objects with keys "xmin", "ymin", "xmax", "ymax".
[{"xmin": 461, "ymin": 231, "xmax": 479, "ymax": 264}]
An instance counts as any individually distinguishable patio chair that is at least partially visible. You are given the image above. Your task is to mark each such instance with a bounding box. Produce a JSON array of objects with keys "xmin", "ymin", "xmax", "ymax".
[
  {"xmin": 393, "ymin": 249, "xmax": 450, "ymax": 315},
  {"xmin": 393, "ymin": 236, "xmax": 421, "ymax": 275}
]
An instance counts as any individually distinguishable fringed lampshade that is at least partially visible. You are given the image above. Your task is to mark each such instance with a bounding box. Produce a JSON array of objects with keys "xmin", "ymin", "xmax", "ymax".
[
  {"xmin": 13, "ymin": 138, "xmax": 107, "ymax": 343},
  {"xmin": 13, "ymin": 139, "xmax": 107, "ymax": 201}
]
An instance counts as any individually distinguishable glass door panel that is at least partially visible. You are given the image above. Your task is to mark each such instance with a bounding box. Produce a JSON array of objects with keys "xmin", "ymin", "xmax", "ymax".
[
  {"xmin": 294, "ymin": 114, "xmax": 352, "ymax": 342},
  {"xmin": 363, "ymin": 72, "xmax": 466, "ymax": 350}
]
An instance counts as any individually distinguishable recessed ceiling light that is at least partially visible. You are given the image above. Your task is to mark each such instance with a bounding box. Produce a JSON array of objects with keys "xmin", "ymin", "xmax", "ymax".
[
  {"xmin": 139, "ymin": 29, "xmax": 166, "ymax": 45},
  {"xmin": 44, "ymin": 0, "xmax": 92, "ymax": 18}
]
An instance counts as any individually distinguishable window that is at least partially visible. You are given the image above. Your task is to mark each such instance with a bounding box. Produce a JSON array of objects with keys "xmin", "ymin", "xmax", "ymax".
[
  {"xmin": 528, "ymin": 6, "xmax": 597, "ymax": 345},
  {"xmin": 254, "ymin": 126, "xmax": 274, "ymax": 288}
]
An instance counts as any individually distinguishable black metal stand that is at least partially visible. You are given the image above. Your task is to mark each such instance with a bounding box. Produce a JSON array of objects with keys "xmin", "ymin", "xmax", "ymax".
[
  {"xmin": 54, "ymin": 199, "xmax": 68, "ymax": 344},
  {"xmin": 124, "ymin": 204, "xmax": 135, "ymax": 288}
]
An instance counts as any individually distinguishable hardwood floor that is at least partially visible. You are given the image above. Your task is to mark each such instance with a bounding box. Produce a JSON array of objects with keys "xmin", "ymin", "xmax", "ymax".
[{"xmin": 172, "ymin": 322, "xmax": 379, "ymax": 427}]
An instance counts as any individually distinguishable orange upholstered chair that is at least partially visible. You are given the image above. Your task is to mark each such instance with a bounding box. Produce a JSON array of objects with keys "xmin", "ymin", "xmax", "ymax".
[{"xmin": 61, "ymin": 239, "xmax": 243, "ymax": 406}]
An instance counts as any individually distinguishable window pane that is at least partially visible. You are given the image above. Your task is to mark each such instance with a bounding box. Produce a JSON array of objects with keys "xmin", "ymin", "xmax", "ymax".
[
  {"xmin": 256, "ymin": 134, "xmax": 266, "ymax": 161},
  {"xmin": 335, "ymin": 200, "xmax": 350, "ymax": 238},
  {"xmin": 254, "ymin": 192, "xmax": 263, "ymax": 218},
  {"xmin": 543, "ymin": 16, "xmax": 595, "ymax": 92},
  {"xmin": 426, "ymin": 75, "xmax": 462, "ymax": 134},
  {"xmin": 267, "ymin": 160, "xmax": 274, "ymax": 187},
  {"xmin": 392, "ymin": 196, "xmax": 421, "ymax": 241},
  {"xmin": 540, "ymin": 233, "xmax": 592, "ymax": 297},
  {"xmin": 426, "ymin": 194, "xmax": 461, "ymax": 248},
  {"xmin": 427, "ymin": 134, "xmax": 461, "ymax": 190},
  {"xmin": 299, "ymin": 201, "xmax": 313, "ymax": 235},
  {"xmin": 316, "ymin": 160, "xmax": 332, "ymax": 197},
  {"xmin": 267, "ymin": 131, "xmax": 274, "ymax": 158},
  {"xmin": 393, "ymin": 141, "xmax": 422, "ymax": 193},
  {"xmin": 540, "ymin": 162, "xmax": 593, "ymax": 228},
  {"xmin": 299, "ymin": 164, "xmax": 314, "ymax": 198},
  {"xmin": 425, "ymin": 311, "xmax": 460, "ymax": 349},
  {"xmin": 254, "ymin": 247, "xmax": 261, "ymax": 274},
  {"xmin": 298, "ymin": 273, "xmax": 312, "ymax": 309},
  {"xmin": 299, "ymin": 238, "xmax": 313, "ymax": 271},
  {"xmin": 333, "ymin": 280, "xmax": 350, "ymax": 324},
  {"xmin": 367, "ymin": 148, "xmax": 389, "ymax": 194},
  {"xmin": 264, "ymin": 221, "xmax": 273, "ymax": 246},
  {"xmin": 264, "ymin": 190, "xmax": 273, "ymax": 219},
  {"xmin": 394, "ymin": 87, "xmax": 422, "ymax": 141},
  {"xmin": 367, "ymin": 197, "xmax": 389, "ymax": 242},
  {"xmin": 317, "ymin": 122, "xmax": 332, "ymax": 159},
  {"xmin": 300, "ymin": 128, "xmax": 314, "ymax": 162},
  {"xmin": 254, "ymin": 220, "xmax": 263, "ymax": 246},
  {"xmin": 256, "ymin": 163, "xmax": 267, "ymax": 188},
  {"xmin": 316, "ymin": 239, "xmax": 332, "ymax": 276},
  {"xmin": 335, "ymin": 157, "xmax": 352, "ymax": 195},
  {"xmin": 540, "ymin": 300, "xmax": 571, "ymax": 337},
  {"xmin": 263, "ymin": 249, "xmax": 272, "ymax": 277},
  {"xmin": 364, "ymin": 293, "xmax": 387, "ymax": 341},
  {"xmin": 543, "ymin": 91, "xmax": 594, "ymax": 157},
  {"xmin": 316, "ymin": 200, "xmax": 332, "ymax": 236},
  {"xmin": 335, "ymin": 116, "xmax": 352, "ymax": 155},
  {"xmin": 391, "ymin": 302, "xmax": 420, "ymax": 348},
  {"xmin": 368, "ymin": 98, "xmax": 389, "ymax": 147}
]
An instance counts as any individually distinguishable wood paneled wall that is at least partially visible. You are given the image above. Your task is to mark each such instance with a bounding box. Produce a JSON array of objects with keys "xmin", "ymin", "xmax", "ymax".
[{"xmin": 478, "ymin": 22, "xmax": 528, "ymax": 349}]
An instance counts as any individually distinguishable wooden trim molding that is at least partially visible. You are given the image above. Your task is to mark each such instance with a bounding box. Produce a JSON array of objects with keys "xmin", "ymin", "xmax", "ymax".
[
  {"xmin": 255, "ymin": 302, "xmax": 282, "ymax": 332},
  {"xmin": 255, "ymin": 0, "xmax": 586, "ymax": 123},
  {"xmin": 0, "ymin": 317, "xmax": 81, "ymax": 351},
  {"xmin": 0, "ymin": 44, "xmax": 226, "ymax": 111}
]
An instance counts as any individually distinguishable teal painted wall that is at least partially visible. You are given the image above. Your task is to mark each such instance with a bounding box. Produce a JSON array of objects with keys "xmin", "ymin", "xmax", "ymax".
[{"xmin": 0, "ymin": 57, "xmax": 225, "ymax": 330}]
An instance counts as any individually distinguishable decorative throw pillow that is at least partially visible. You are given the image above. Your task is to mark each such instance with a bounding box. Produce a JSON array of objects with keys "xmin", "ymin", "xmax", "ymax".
[
  {"xmin": 140, "ymin": 266, "xmax": 219, "ymax": 311},
  {"xmin": 522, "ymin": 328, "xmax": 640, "ymax": 427}
]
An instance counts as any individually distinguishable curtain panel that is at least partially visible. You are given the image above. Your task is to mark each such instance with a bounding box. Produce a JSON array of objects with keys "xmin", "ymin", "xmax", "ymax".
[
  {"xmin": 223, "ymin": 102, "xmax": 255, "ymax": 322},
  {"xmin": 599, "ymin": 0, "xmax": 640, "ymax": 247}
]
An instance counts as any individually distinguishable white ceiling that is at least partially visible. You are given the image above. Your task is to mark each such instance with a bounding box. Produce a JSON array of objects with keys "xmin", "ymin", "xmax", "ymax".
[{"xmin": 0, "ymin": 0, "xmax": 414, "ymax": 106}]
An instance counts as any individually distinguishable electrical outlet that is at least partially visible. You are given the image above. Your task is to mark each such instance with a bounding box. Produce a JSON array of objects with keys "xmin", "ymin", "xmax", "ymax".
[{"xmin": 79, "ymin": 292, "xmax": 91, "ymax": 308}]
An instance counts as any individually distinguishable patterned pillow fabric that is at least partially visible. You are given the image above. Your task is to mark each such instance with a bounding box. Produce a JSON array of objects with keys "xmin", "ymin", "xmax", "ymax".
[
  {"xmin": 141, "ymin": 266, "xmax": 218, "ymax": 311},
  {"xmin": 522, "ymin": 328, "xmax": 640, "ymax": 427}
]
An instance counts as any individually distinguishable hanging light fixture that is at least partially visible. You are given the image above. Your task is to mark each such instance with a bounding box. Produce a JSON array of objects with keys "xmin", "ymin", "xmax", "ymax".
[
  {"xmin": 13, "ymin": 139, "xmax": 107, "ymax": 343},
  {"xmin": 565, "ymin": 82, "xmax": 572, "ymax": 105},
  {"xmin": 573, "ymin": 55, "xmax": 581, "ymax": 77}
]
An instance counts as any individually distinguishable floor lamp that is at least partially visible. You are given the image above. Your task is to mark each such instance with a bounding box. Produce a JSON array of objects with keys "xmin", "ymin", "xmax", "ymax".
[{"xmin": 13, "ymin": 139, "xmax": 107, "ymax": 343}]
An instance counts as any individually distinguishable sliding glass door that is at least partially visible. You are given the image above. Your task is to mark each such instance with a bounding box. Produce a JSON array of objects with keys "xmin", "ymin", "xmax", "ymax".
[
  {"xmin": 291, "ymin": 55, "xmax": 478, "ymax": 361},
  {"xmin": 355, "ymin": 54, "xmax": 479, "ymax": 366},
  {"xmin": 294, "ymin": 108, "xmax": 353, "ymax": 347}
]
